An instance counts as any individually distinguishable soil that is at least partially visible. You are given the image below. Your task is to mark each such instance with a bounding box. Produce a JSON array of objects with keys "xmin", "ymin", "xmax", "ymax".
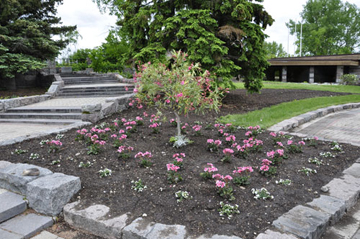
[
  {"xmin": 1, "ymin": 89, "xmax": 359, "ymax": 239},
  {"xmin": 0, "ymin": 88, "xmax": 47, "ymax": 99}
]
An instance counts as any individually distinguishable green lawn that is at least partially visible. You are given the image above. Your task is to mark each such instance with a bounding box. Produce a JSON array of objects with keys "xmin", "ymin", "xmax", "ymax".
[
  {"xmin": 233, "ymin": 81, "xmax": 360, "ymax": 94},
  {"xmin": 219, "ymin": 82, "xmax": 360, "ymax": 129}
]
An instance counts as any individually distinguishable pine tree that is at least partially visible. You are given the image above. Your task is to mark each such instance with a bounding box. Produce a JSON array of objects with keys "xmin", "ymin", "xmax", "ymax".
[{"xmin": 0, "ymin": 0, "xmax": 77, "ymax": 79}]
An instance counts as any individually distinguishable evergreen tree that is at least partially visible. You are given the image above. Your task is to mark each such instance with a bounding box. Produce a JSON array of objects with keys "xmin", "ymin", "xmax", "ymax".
[
  {"xmin": 93, "ymin": 0, "xmax": 273, "ymax": 92},
  {"xmin": 0, "ymin": 0, "xmax": 77, "ymax": 79}
]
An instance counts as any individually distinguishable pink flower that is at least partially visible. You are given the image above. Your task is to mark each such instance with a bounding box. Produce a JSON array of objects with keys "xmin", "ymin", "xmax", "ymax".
[
  {"xmin": 287, "ymin": 140, "xmax": 293, "ymax": 145},
  {"xmin": 260, "ymin": 165, "xmax": 269, "ymax": 171},
  {"xmin": 298, "ymin": 141, "xmax": 305, "ymax": 146},
  {"xmin": 276, "ymin": 149, "xmax": 284, "ymax": 156},
  {"xmin": 119, "ymin": 129, "xmax": 125, "ymax": 134},
  {"xmin": 223, "ymin": 148, "xmax": 234, "ymax": 155},
  {"xmin": 207, "ymin": 139, "xmax": 214, "ymax": 144},
  {"xmin": 267, "ymin": 151, "xmax": 275, "ymax": 158},
  {"xmin": 165, "ymin": 99, "xmax": 170, "ymax": 104},
  {"xmin": 125, "ymin": 86, "xmax": 128, "ymax": 91},
  {"xmin": 137, "ymin": 104, "xmax": 143, "ymax": 109},
  {"xmin": 277, "ymin": 142, "xmax": 284, "ymax": 147},
  {"xmin": 270, "ymin": 132, "xmax": 277, "ymax": 137},
  {"xmin": 224, "ymin": 175, "xmax": 233, "ymax": 181},
  {"xmin": 214, "ymin": 140, "xmax": 222, "ymax": 146},
  {"xmin": 133, "ymin": 88, "xmax": 138, "ymax": 93},
  {"xmin": 215, "ymin": 180, "xmax": 226, "ymax": 188},
  {"xmin": 212, "ymin": 174, "xmax": 224, "ymax": 180},
  {"xmin": 261, "ymin": 159, "xmax": 272, "ymax": 165},
  {"xmin": 143, "ymin": 111, "xmax": 148, "ymax": 117},
  {"xmin": 167, "ymin": 163, "xmax": 180, "ymax": 172},
  {"xmin": 111, "ymin": 134, "xmax": 117, "ymax": 138},
  {"xmin": 180, "ymin": 80, "xmax": 185, "ymax": 85},
  {"xmin": 176, "ymin": 93, "xmax": 183, "ymax": 98},
  {"xmin": 314, "ymin": 136, "xmax": 319, "ymax": 140}
]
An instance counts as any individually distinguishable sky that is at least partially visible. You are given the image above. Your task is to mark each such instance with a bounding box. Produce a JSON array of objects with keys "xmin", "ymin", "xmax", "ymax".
[{"xmin": 57, "ymin": 0, "xmax": 360, "ymax": 56}]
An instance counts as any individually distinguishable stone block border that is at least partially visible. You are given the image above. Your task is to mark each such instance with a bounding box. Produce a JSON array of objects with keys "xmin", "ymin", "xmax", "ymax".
[
  {"xmin": 268, "ymin": 103, "xmax": 360, "ymax": 132},
  {"xmin": 63, "ymin": 159, "xmax": 360, "ymax": 239},
  {"xmin": 0, "ymin": 161, "xmax": 80, "ymax": 216}
]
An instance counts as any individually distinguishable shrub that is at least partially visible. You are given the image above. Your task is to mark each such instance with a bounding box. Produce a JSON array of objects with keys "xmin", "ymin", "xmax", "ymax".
[{"xmin": 340, "ymin": 74, "xmax": 359, "ymax": 85}]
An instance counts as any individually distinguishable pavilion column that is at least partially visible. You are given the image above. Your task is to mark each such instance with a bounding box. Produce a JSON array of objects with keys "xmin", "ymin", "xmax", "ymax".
[
  {"xmin": 309, "ymin": 66, "xmax": 315, "ymax": 83},
  {"xmin": 281, "ymin": 67, "xmax": 287, "ymax": 82},
  {"xmin": 336, "ymin": 66, "xmax": 344, "ymax": 83}
]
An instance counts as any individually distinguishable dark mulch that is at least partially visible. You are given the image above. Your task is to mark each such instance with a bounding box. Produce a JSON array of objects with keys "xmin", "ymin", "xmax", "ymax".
[
  {"xmin": 1, "ymin": 89, "xmax": 358, "ymax": 239},
  {"xmin": 0, "ymin": 88, "xmax": 47, "ymax": 98}
]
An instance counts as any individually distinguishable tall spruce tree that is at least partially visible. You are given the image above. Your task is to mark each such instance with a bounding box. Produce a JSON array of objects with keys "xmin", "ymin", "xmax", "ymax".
[
  {"xmin": 93, "ymin": 0, "xmax": 273, "ymax": 92},
  {"xmin": 0, "ymin": 0, "xmax": 77, "ymax": 79}
]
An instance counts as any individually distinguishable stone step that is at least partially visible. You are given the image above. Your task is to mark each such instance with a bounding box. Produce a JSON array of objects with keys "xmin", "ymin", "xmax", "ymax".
[
  {"xmin": 0, "ymin": 113, "xmax": 82, "ymax": 120},
  {"xmin": 57, "ymin": 91, "xmax": 130, "ymax": 97},
  {"xmin": 0, "ymin": 213, "xmax": 53, "ymax": 239},
  {"xmin": 60, "ymin": 86, "xmax": 134, "ymax": 92},
  {"xmin": 0, "ymin": 191, "xmax": 27, "ymax": 223},
  {"xmin": 61, "ymin": 77, "xmax": 118, "ymax": 85},
  {"xmin": 7, "ymin": 107, "xmax": 82, "ymax": 114},
  {"xmin": 0, "ymin": 119, "xmax": 82, "ymax": 125}
]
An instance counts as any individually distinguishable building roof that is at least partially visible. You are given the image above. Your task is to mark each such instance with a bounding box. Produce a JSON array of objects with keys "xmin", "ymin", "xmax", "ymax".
[{"xmin": 269, "ymin": 54, "xmax": 360, "ymax": 66}]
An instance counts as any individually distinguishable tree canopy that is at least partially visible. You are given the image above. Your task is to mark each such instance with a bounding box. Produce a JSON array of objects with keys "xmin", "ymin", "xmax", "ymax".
[
  {"xmin": 0, "ymin": 0, "xmax": 77, "ymax": 79},
  {"xmin": 92, "ymin": 0, "xmax": 273, "ymax": 92},
  {"xmin": 287, "ymin": 0, "xmax": 360, "ymax": 56},
  {"xmin": 263, "ymin": 41, "xmax": 288, "ymax": 59}
]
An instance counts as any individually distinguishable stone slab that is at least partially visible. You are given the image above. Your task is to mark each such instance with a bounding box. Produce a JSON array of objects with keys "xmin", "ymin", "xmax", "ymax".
[
  {"xmin": 0, "ymin": 228, "xmax": 23, "ymax": 239},
  {"xmin": 0, "ymin": 191, "xmax": 27, "ymax": 223},
  {"xmin": 0, "ymin": 163, "xmax": 53, "ymax": 194},
  {"xmin": 190, "ymin": 234, "xmax": 243, "ymax": 239},
  {"xmin": 0, "ymin": 161, "xmax": 13, "ymax": 170},
  {"xmin": 64, "ymin": 201, "xmax": 128, "ymax": 239},
  {"xmin": 0, "ymin": 213, "xmax": 53, "ymax": 239},
  {"xmin": 273, "ymin": 205, "xmax": 331, "ymax": 239},
  {"xmin": 307, "ymin": 195, "xmax": 346, "ymax": 225},
  {"xmin": 255, "ymin": 230, "xmax": 298, "ymax": 239},
  {"xmin": 122, "ymin": 217, "xmax": 155, "ymax": 239},
  {"xmin": 26, "ymin": 173, "xmax": 81, "ymax": 216},
  {"xmin": 343, "ymin": 163, "xmax": 360, "ymax": 178},
  {"xmin": 324, "ymin": 174, "xmax": 360, "ymax": 210},
  {"xmin": 147, "ymin": 223, "xmax": 186, "ymax": 239}
]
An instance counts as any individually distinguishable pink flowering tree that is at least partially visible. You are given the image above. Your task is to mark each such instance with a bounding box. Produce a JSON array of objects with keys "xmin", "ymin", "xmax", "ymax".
[{"xmin": 134, "ymin": 50, "xmax": 223, "ymax": 147}]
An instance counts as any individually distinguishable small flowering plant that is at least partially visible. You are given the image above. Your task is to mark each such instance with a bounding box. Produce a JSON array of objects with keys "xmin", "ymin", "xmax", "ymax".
[
  {"xmin": 259, "ymin": 159, "xmax": 277, "ymax": 177},
  {"xmin": 135, "ymin": 116, "xmax": 144, "ymax": 126},
  {"xmin": 275, "ymin": 179, "xmax": 292, "ymax": 186},
  {"xmin": 75, "ymin": 128, "xmax": 88, "ymax": 141},
  {"xmin": 266, "ymin": 149, "xmax": 286, "ymax": 165},
  {"xmin": 135, "ymin": 151, "xmax": 153, "ymax": 168},
  {"xmin": 320, "ymin": 151, "xmax": 336, "ymax": 158},
  {"xmin": 232, "ymin": 166, "xmax": 254, "ymax": 186},
  {"xmin": 287, "ymin": 140, "xmax": 305, "ymax": 153},
  {"xmin": 99, "ymin": 168, "xmax": 112, "ymax": 178},
  {"xmin": 46, "ymin": 140, "xmax": 62, "ymax": 153},
  {"xmin": 12, "ymin": 148, "xmax": 28, "ymax": 155},
  {"xmin": 131, "ymin": 179, "xmax": 147, "ymax": 192},
  {"xmin": 330, "ymin": 141, "xmax": 342, "ymax": 152},
  {"xmin": 213, "ymin": 174, "xmax": 235, "ymax": 201},
  {"xmin": 252, "ymin": 188, "xmax": 274, "ymax": 200},
  {"xmin": 149, "ymin": 122, "xmax": 160, "ymax": 134},
  {"xmin": 303, "ymin": 136, "xmax": 319, "ymax": 147},
  {"xmin": 29, "ymin": 153, "xmax": 40, "ymax": 160},
  {"xmin": 206, "ymin": 139, "xmax": 222, "ymax": 152},
  {"xmin": 166, "ymin": 163, "xmax": 183, "ymax": 184},
  {"xmin": 269, "ymin": 131, "xmax": 289, "ymax": 144},
  {"xmin": 169, "ymin": 118, "xmax": 177, "ymax": 127},
  {"xmin": 308, "ymin": 157, "xmax": 323, "ymax": 165},
  {"xmin": 87, "ymin": 139, "xmax": 106, "ymax": 155},
  {"xmin": 112, "ymin": 133, "xmax": 127, "ymax": 148},
  {"xmin": 175, "ymin": 191, "xmax": 192, "ymax": 203},
  {"xmin": 221, "ymin": 148, "xmax": 234, "ymax": 163},
  {"xmin": 78, "ymin": 161, "xmax": 93, "ymax": 168},
  {"xmin": 225, "ymin": 134, "xmax": 236, "ymax": 146},
  {"xmin": 192, "ymin": 124, "xmax": 202, "ymax": 136},
  {"xmin": 117, "ymin": 145, "xmax": 134, "ymax": 159},
  {"xmin": 200, "ymin": 163, "xmax": 218, "ymax": 179},
  {"xmin": 298, "ymin": 167, "xmax": 317, "ymax": 176},
  {"xmin": 218, "ymin": 201, "xmax": 240, "ymax": 219},
  {"xmin": 172, "ymin": 153, "xmax": 185, "ymax": 167},
  {"xmin": 245, "ymin": 125, "xmax": 262, "ymax": 138}
]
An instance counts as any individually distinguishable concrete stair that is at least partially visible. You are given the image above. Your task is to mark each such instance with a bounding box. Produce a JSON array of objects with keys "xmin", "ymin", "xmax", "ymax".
[
  {"xmin": 0, "ymin": 189, "xmax": 53, "ymax": 239},
  {"xmin": 0, "ymin": 108, "xmax": 82, "ymax": 125},
  {"xmin": 57, "ymin": 76, "xmax": 134, "ymax": 98}
]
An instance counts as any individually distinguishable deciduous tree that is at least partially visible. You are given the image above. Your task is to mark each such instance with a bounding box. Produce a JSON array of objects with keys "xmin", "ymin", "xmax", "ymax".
[{"xmin": 287, "ymin": 0, "xmax": 360, "ymax": 56}]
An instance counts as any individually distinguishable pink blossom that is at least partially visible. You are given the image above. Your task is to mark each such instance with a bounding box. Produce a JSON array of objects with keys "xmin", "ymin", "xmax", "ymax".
[
  {"xmin": 298, "ymin": 141, "xmax": 305, "ymax": 146},
  {"xmin": 245, "ymin": 131, "xmax": 252, "ymax": 136},
  {"xmin": 126, "ymin": 126, "xmax": 132, "ymax": 130},
  {"xmin": 215, "ymin": 180, "xmax": 225, "ymax": 188},
  {"xmin": 214, "ymin": 123, "xmax": 220, "ymax": 128},
  {"xmin": 133, "ymin": 88, "xmax": 138, "ymax": 93},
  {"xmin": 166, "ymin": 163, "xmax": 180, "ymax": 172},
  {"xmin": 176, "ymin": 93, "xmax": 183, "ymax": 98},
  {"xmin": 119, "ymin": 129, "xmax": 125, "ymax": 134},
  {"xmin": 212, "ymin": 174, "xmax": 224, "ymax": 180},
  {"xmin": 136, "ymin": 116, "xmax": 143, "ymax": 121},
  {"xmin": 224, "ymin": 175, "xmax": 233, "ymax": 181},
  {"xmin": 125, "ymin": 86, "xmax": 128, "ymax": 91},
  {"xmin": 143, "ymin": 111, "xmax": 148, "ymax": 117},
  {"xmin": 137, "ymin": 104, "xmax": 143, "ymax": 109},
  {"xmin": 261, "ymin": 159, "xmax": 272, "ymax": 165},
  {"xmin": 223, "ymin": 148, "xmax": 234, "ymax": 155},
  {"xmin": 276, "ymin": 149, "xmax": 284, "ymax": 156},
  {"xmin": 277, "ymin": 142, "xmax": 284, "ymax": 147},
  {"xmin": 314, "ymin": 136, "xmax": 319, "ymax": 140},
  {"xmin": 192, "ymin": 125, "xmax": 202, "ymax": 131},
  {"xmin": 180, "ymin": 80, "xmax": 185, "ymax": 85},
  {"xmin": 111, "ymin": 134, "xmax": 117, "ymax": 138},
  {"xmin": 165, "ymin": 99, "xmax": 170, "ymax": 104},
  {"xmin": 269, "ymin": 132, "xmax": 277, "ymax": 137},
  {"xmin": 214, "ymin": 140, "xmax": 222, "ymax": 146},
  {"xmin": 207, "ymin": 139, "xmax": 214, "ymax": 144},
  {"xmin": 287, "ymin": 140, "xmax": 293, "ymax": 145},
  {"xmin": 267, "ymin": 151, "xmax": 275, "ymax": 158},
  {"xmin": 260, "ymin": 165, "xmax": 269, "ymax": 171}
]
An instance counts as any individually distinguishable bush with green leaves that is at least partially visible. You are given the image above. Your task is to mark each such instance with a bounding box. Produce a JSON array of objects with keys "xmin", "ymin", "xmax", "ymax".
[{"xmin": 340, "ymin": 74, "xmax": 359, "ymax": 85}]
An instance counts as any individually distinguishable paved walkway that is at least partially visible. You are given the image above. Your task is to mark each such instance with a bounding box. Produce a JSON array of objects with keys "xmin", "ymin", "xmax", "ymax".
[{"xmin": 291, "ymin": 108, "xmax": 360, "ymax": 147}]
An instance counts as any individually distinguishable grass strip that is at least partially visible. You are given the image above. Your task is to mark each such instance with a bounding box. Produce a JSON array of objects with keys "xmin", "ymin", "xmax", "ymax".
[
  {"xmin": 218, "ymin": 94, "xmax": 360, "ymax": 129},
  {"xmin": 233, "ymin": 82, "xmax": 360, "ymax": 94}
]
